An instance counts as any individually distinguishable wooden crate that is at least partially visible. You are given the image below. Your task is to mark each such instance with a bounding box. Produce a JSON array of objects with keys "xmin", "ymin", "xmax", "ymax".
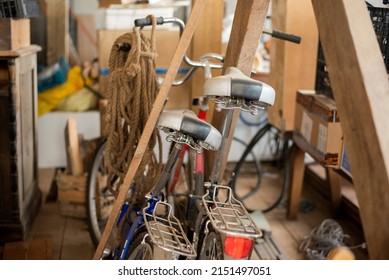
[
  {"xmin": 56, "ymin": 170, "xmax": 87, "ymax": 218},
  {"xmin": 0, "ymin": 18, "xmax": 30, "ymax": 51}
]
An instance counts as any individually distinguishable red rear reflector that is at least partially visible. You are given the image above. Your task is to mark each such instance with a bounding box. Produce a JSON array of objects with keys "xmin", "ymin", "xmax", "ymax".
[{"xmin": 224, "ymin": 236, "xmax": 253, "ymax": 259}]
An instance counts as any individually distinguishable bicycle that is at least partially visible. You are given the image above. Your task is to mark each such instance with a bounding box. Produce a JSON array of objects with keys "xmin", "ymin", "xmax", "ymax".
[
  {"xmin": 108, "ymin": 64, "xmax": 272, "ymax": 260},
  {"xmin": 90, "ymin": 15, "xmax": 296, "ymax": 260}
]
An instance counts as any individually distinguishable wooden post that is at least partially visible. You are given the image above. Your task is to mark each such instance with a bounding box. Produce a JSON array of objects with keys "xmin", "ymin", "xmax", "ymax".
[
  {"xmin": 287, "ymin": 145, "xmax": 306, "ymax": 219},
  {"xmin": 312, "ymin": 0, "xmax": 389, "ymax": 259},
  {"xmin": 93, "ymin": 0, "xmax": 207, "ymax": 259},
  {"xmin": 205, "ymin": 0, "xmax": 271, "ymax": 182},
  {"xmin": 326, "ymin": 168, "xmax": 341, "ymax": 215}
]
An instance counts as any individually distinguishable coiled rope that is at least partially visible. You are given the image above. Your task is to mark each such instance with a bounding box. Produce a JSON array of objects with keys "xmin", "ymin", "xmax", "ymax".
[
  {"xmin": 299, "ymin": 219, "xmax": 366, "ymax": 259},
  {"xmin": 104, "ymin": 15, "xmax": 162, "ymax": 204}
]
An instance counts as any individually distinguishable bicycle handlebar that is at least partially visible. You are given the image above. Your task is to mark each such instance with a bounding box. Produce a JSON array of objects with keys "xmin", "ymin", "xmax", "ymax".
[
  {"xmin": 134, "ymin": 16, "xmax": 224, "ymax": 86},
  {"xmin": 133, "ymin": 16, "xmax": 301, "ymax": 85},
  {"xmin": 134, "ymin": 16, "xmax": 165, "ymax": 27},
  {"xmin": 263, "ymin": 29, "xmax": 301, "ymax": 44}
]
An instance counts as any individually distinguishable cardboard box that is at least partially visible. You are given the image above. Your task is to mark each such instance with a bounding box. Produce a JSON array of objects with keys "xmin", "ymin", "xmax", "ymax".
[
  {"xmin": 0, "ymin": 18, "xmax": 30, "ymax": 51},
  {"xmin": 293, "ymin": 90, "xmax": 343, "ymax": 168},
  {"xmin": 340, "ymin": 143, "xmax": 352, "ymax": 178},
  {"xmin": 97, "ymin": 28, "xmax": 191, "ymax": 109}
]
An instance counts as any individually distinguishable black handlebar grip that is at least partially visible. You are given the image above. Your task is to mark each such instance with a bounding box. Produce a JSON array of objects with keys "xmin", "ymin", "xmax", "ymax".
[
  {"xmin": 134, "ymin": 16, "xmax": 164, "ymax": 27},
  {"xmin": 271, "ymin": 29, "xmax": 302, "ymax": 44}
]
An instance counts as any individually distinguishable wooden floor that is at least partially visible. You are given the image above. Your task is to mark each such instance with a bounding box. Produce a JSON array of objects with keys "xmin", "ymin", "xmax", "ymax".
[{"xmin": 2, "ymin": 165, "xmax": 367, "ymax": 260}]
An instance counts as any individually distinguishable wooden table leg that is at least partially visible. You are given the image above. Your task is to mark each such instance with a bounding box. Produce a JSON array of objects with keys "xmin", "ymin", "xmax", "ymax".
[{"xmin": 287, "ymin": 144, "xmax": 306, "ymax": 219}]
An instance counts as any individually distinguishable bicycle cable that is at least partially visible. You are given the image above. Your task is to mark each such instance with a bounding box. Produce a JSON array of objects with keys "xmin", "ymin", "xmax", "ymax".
[{"xmin": 229, "ymin": 123, "xmax": 292, "ymax": 213}]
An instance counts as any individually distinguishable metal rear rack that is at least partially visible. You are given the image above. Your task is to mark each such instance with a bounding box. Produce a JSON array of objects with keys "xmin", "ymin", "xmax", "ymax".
[
  {"xmin": 143, "ymin": 201, "xmax": 196, "ymax": 257},
  {"xmin": 202, "ymin": 184, "xmax": 262, "ymax": 239}
]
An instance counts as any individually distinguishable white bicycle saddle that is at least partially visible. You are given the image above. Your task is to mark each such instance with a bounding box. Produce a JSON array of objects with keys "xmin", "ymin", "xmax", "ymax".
[
  {"xmin": 203, "ymin": 67, "xmax": 275, "ymax": 106},
  {"xmin": 157, "ymin": 110, "xmax": 222, "ymax": 151}
]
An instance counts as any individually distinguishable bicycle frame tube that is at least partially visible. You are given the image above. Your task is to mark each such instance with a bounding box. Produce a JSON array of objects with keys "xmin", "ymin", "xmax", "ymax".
[
  {"xmin": 209, "ymin": 109, "xmax": 236, "ymax": 183},
  {"xmin": 118, "ymin": 215, "xmax": 143, "ymax": 260}
]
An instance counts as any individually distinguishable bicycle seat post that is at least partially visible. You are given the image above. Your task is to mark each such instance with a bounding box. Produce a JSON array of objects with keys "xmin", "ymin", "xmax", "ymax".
[
  {"xmin": 209, "ymin": 109, "xmax": 235, "ymax": 183},
  {"xmin": 153, "ymin": 142, "xmax": 184, "ymax": 195}
]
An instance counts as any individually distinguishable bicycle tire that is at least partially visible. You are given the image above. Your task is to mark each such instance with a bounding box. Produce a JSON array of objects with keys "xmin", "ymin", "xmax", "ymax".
[
  {"xmin": 86, "ymin": 140, "xmax": 116, "ymax": 247},
  {"xmin": 197, "ymin": 225, "xmax": 223, "ymax": 260},
  {"xmin": 230, "ymin": 123, "xmax": 291, "ymax": 213},
  {"xmin": 125, "ymin": 231, "xmax": 154, "ymax": 260}
]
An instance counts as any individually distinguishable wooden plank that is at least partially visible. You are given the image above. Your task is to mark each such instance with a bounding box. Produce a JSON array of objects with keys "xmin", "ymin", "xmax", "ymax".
[
  {"xmin": 0, "ymin": 45, "xmax": 42, "ymax": 58},
  {"xmin": 45, "ymin": 0, "xmax": 69, "ymax": 65},
  {"xmin": 311, "ymin": 0, "xmax": 389, "ymax": 259},
  {"xmin": 190, "ymin": 0, "xmax": 223, "ymax": 120},
  {"xmin": 27, "ymin": 202, "xmax": 66, "ymax": 259},
  {"xmin": 267, "ymin": 0, "xmax": 318, "ymax": 131},
  {"xmin": 93, "ymin": 0, "xmax": 207, "ymax": 259},
  {"xmin": 205, "ymin": 0, "xmax": 271, "ymax": 182},
  {"xmin": 65, "ymin": 118, "xmax": 84, "ymax": 176},
  {"xmin": 61, "ymin": 218, "xmax": 94, "ymax": 259},
  {"xmin": 76, "ymin": 14, "xmax": 97, "ymax": 63},
  {"xmin": 3, "ymin": 239, "xmax": 53, "ymax": 260}
]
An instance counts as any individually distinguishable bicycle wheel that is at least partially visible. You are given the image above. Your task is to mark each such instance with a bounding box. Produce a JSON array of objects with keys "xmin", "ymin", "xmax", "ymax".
[
  {"xmin": 126, "ymin": 231, "xmax": 153, "ymax": 260},
  {"xmin": 86, "ymin": 140, "xmax": 116, "ymax": 247},
  {"xmin": 229, "ymin": 123, "xmax": 291, "ymax": 213},
  {"xmin": 198, "ymin": 226, "xmax": 223, "ymax": 260}
]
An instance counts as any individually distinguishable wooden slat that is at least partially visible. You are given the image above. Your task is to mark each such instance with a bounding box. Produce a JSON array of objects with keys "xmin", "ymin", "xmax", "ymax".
[
  {"xmin": 93, "ymin": 0, "xmax": 207, "ymax": 259},
  {"xmin": 205, "ymin": 0, "xmax": 271, "ymax": 182},
  {"xmin": 311, "ymin": 0, "xmax": 389, "ymax": 259}
]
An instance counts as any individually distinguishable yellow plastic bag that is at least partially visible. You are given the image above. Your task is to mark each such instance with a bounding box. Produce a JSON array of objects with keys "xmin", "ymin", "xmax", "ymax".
[
  {"xmin": 56, "ymin": 87, "xmax": 98, "ymax": 112},
  {"xmin": 38, "ymin": 66, "xmax": 85, "ymax": 116}
]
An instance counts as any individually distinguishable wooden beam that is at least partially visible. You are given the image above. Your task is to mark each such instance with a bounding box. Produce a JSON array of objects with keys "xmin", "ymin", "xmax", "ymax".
[
  {"xmin": 312, "ymin": 0, "xmax": 389, "ymax": 259},
  {"xmin": 205, "ymin": 0, "xmax": 271, "ymax": 182},
  {"xmin": 45, "ymin": 0, "xmax": 69, "ymax": 65},
  {"xmin": 267, "ymin": 0, "xmax": 318, "ymax": 132},
  {"xmin": 93, "ymin": 0, "xmax": 207, "ymax": 259},
  {"xmin": 190, "ymin": 0, "xmax": 223, "ymax": 121}
]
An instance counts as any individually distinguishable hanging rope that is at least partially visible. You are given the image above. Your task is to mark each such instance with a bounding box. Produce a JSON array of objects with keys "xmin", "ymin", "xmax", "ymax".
[{"xmin": 104, "ymin": 15, "xmax": 163, "ymax": 204}]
